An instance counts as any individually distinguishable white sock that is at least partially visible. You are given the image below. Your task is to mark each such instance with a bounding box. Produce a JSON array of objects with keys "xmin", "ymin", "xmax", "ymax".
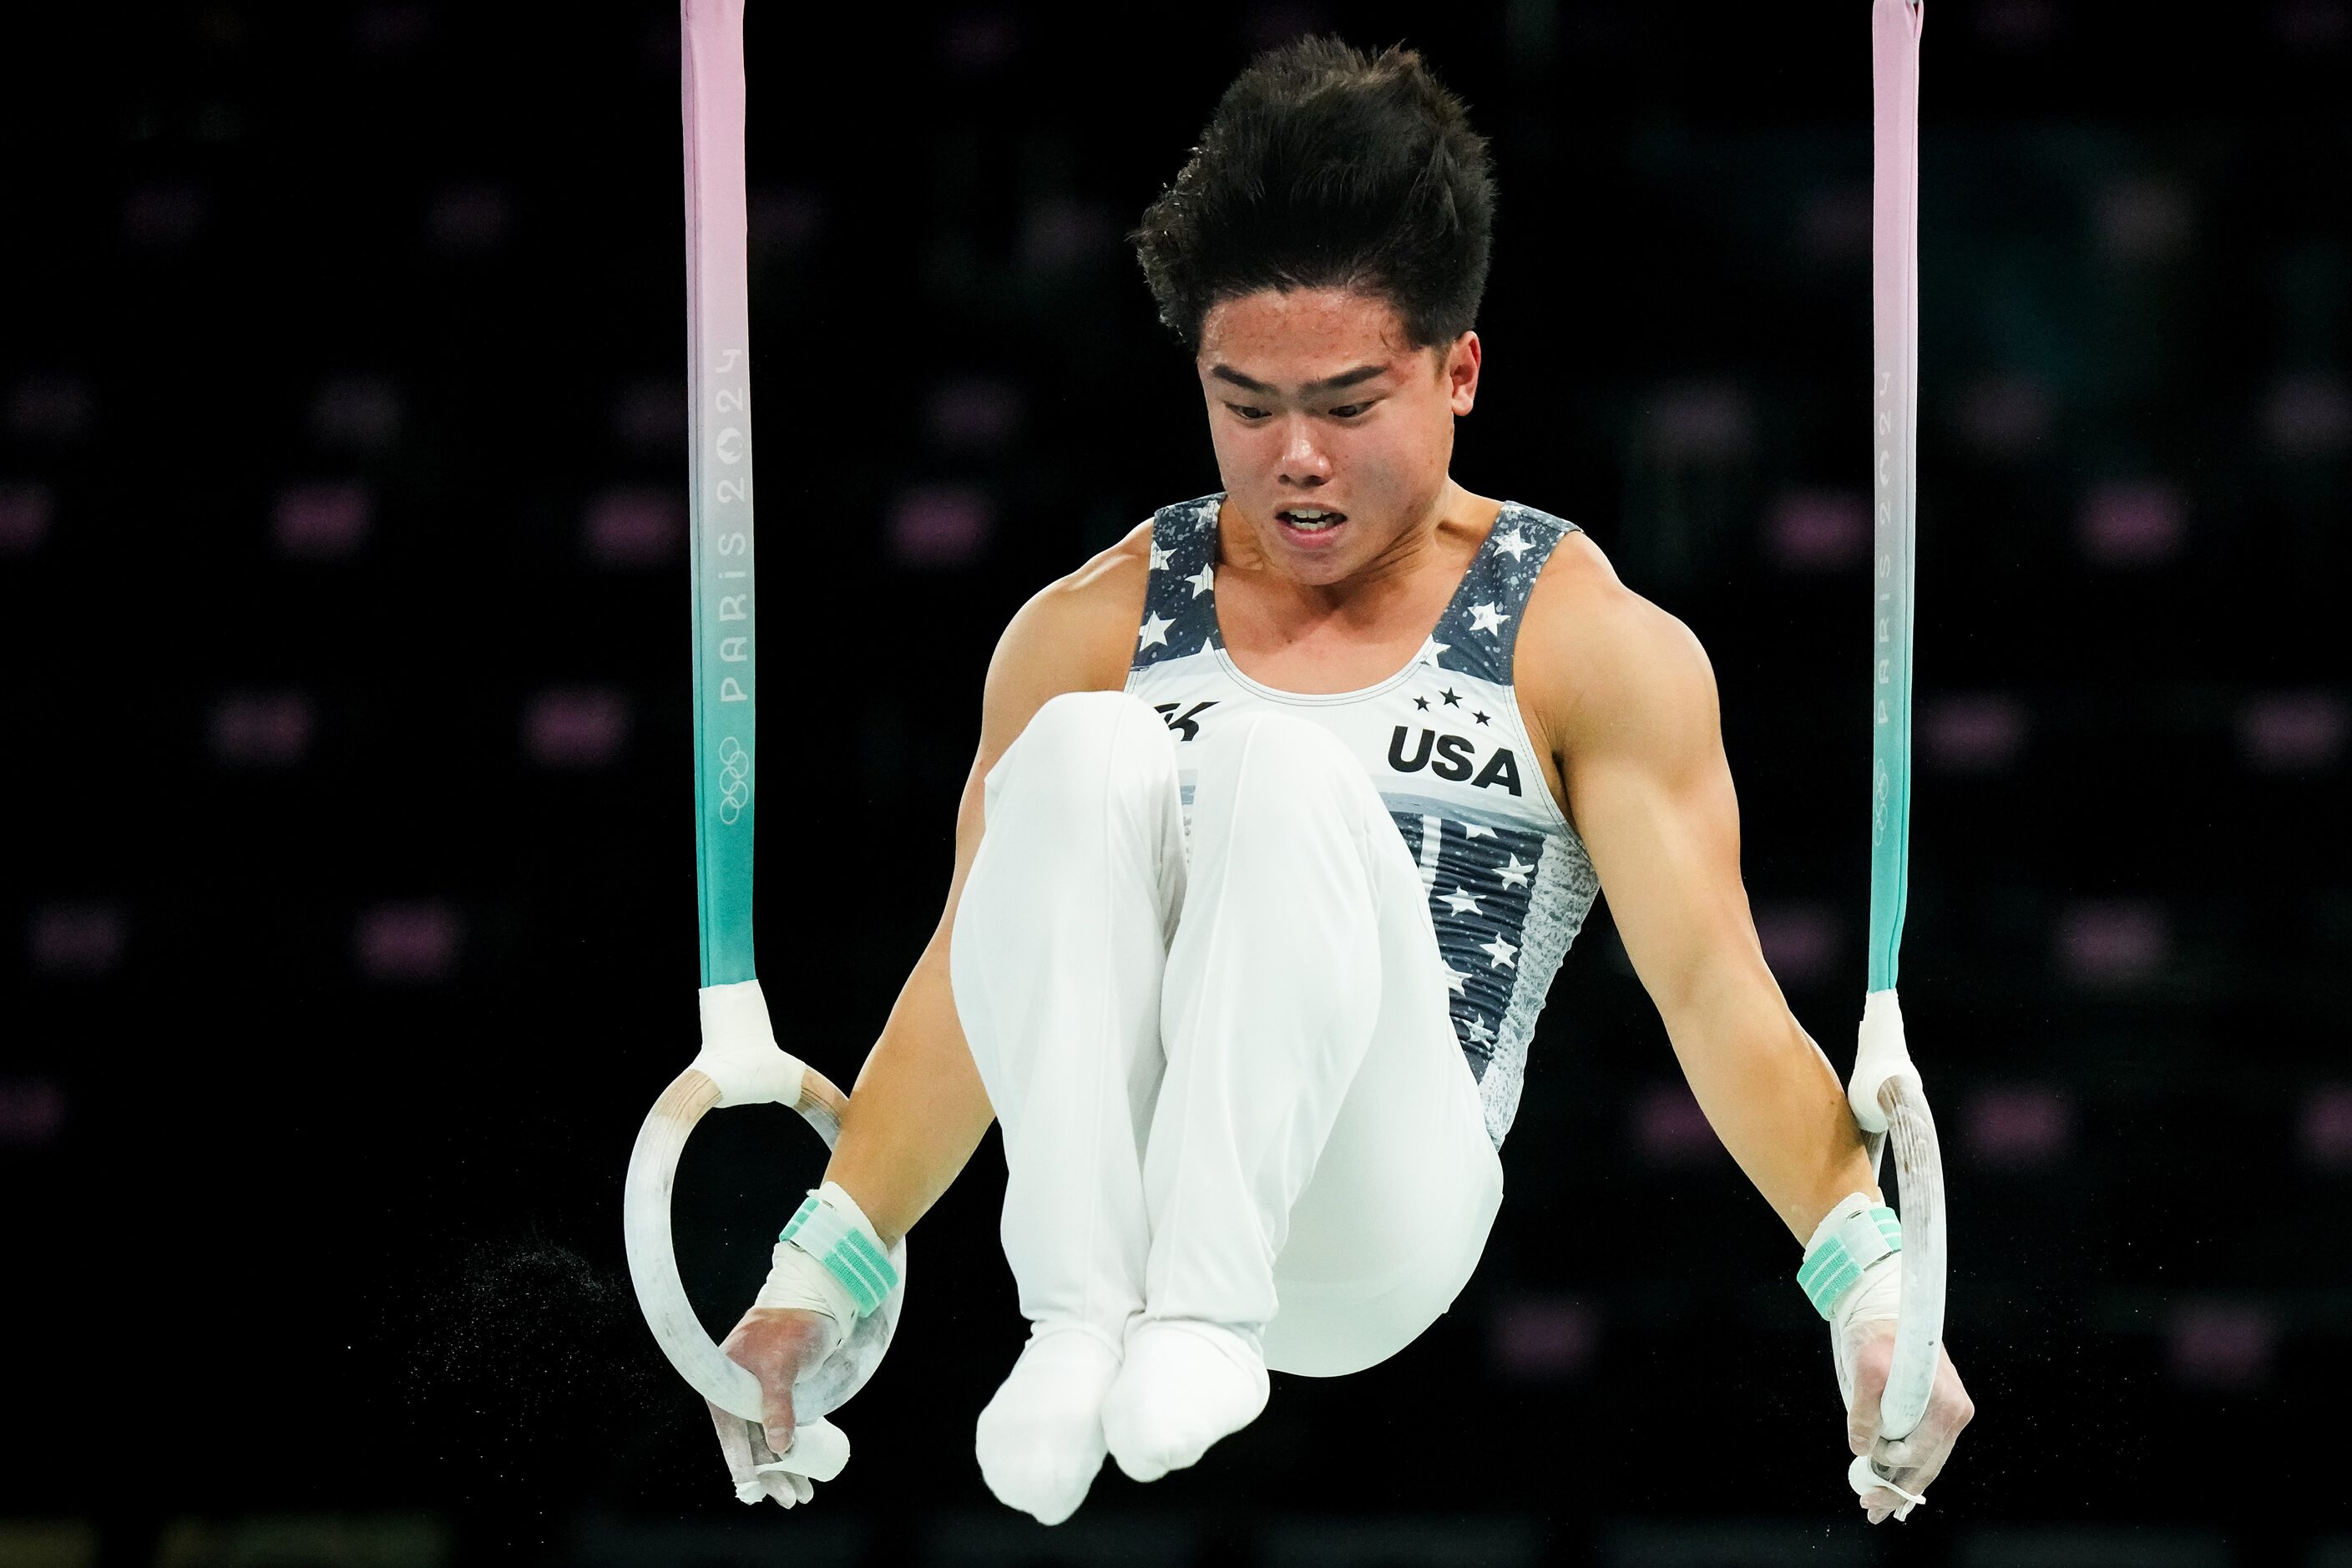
[
  {"xmin": 974, "ymin": 1323, "xmax": 1123, "ymax": 1525},
  {"xmin": 1100, "ymin": 1318, "xmax": 1270, "ymax": 1483}
]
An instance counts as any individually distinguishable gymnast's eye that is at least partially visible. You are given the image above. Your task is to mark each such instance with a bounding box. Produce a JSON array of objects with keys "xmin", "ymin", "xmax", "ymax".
[
  {"xmin": 1227, "ymin": 403, "xmax": 1271, "ymax": 421},
  {"xmin": 1328, "ymin": 402, "xmax": 1372, "ymax": 419}
]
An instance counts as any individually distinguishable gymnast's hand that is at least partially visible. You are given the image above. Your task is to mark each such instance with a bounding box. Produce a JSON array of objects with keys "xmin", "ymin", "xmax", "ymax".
[
  {"xmin": 1844, "ymin": 1324, "xmax": 1975, "ymax": 1524},
  {"xmin": 710, "ymin": 1307, "xmax": 845, "ymax": 1507}
]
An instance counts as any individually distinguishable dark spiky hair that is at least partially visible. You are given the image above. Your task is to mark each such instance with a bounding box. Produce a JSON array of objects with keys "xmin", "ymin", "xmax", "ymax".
[{"xmin": 1131, "ymin": 37, "xmax": 1495, "ymax": 353}]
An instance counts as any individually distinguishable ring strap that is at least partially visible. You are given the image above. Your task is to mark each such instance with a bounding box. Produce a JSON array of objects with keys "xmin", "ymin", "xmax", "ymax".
[
  {"xmin": 1868, "ymin": 0, "xmax": 1923, "ymax": 994},
  {"xmin": 685, "ymin": 0, "xmax": 759, "ymax": 989}
]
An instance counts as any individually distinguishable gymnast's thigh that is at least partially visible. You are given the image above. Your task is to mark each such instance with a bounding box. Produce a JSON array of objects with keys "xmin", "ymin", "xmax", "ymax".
[{"xmin": 1262, "ymin": 837, "xmax": 1505, "ymax": 1378}]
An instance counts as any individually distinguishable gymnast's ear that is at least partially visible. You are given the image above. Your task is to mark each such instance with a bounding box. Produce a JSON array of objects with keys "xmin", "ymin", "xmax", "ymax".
[{"xmin": 1442, "ymin": 331, "xmax": 1482, "ymax": 413}]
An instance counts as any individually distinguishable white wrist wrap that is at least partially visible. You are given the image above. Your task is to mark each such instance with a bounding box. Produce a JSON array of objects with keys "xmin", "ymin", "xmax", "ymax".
[
  {"xmin": 753, "ymin": 1237, "xmax": 861, "ymax": 1325},
  {"xmin": 754, "ymin": 1181, "xmax": 898, "ymax": 1322},
  {"xmin": 1798, "ymin": 1191, "xmax": 1903, "ymax": 1319}
]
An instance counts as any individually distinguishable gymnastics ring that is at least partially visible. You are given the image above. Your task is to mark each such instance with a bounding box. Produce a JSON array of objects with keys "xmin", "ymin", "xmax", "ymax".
[
  {"xmin": 623, "ymin": 1035, "xmax": 907, "ymax": 1424},
  {"xmin": 1843, "ymin": 0, "xmax": 1947, "ymax": 1512},
  {"xmin": 1872, "ymin": 1074, "xmax": 1946, "ymax": 1446},
  {"xmin": 1845, "ymin": 991, "xmax": 1948, "ymax": 1502},
  {"xmin": 638, "ymin": 0, "xmax": 905, "ymax": 1453}
]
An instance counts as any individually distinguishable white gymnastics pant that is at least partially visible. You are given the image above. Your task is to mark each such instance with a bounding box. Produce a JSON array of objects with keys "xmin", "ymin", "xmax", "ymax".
[{"xmin": 949, "ymin": 690, "xmax": 1504, "ymax": 1378}]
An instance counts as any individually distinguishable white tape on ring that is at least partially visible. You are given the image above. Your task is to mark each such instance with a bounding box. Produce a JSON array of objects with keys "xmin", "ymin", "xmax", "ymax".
[{"xmin": 693, "ymin": 979, "xmax": 807, "ymax": 1107}]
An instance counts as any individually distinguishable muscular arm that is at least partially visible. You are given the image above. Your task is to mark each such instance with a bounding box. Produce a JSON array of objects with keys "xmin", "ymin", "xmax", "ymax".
[
  {"xmin": 819, "ymin": 537, "xmax": 1147, "ymax": 1246},
  {"xmin": 1552, "ymin": 586, "xmax": 1877, "ymax": 1242}
]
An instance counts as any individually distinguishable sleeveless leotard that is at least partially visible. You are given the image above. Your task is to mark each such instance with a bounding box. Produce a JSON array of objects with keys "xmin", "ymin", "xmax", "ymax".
[{"xmin": 1124, "ymin": 493, "xmax": 1602, "ymax": 1147}]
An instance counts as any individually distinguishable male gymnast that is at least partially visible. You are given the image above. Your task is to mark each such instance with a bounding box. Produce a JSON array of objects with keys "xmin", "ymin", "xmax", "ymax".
[{"xmin": 716, "ymin": 36, "xmax": 1975, "ymax": 1525}]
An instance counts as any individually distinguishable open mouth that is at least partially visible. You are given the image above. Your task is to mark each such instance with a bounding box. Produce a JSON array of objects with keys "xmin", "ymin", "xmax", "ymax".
[{"xmin": 1276, "ymin": 505, "xmax": 1350, "ymax": 536}]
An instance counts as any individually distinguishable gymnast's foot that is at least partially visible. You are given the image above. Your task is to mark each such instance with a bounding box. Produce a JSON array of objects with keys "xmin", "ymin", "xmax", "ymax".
[
  {"xmin": 1100, "ymin": 1318, "xmax": 1270, "ymax": 1483},
  {"xmin": 974, "ymin": 1323, "xmax": 1123, "ymax": 1525}
]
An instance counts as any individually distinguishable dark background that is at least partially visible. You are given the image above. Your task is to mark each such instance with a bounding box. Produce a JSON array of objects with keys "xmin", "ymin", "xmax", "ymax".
[{"xmin": 3, "ymin": 2, "xmax": 2348, "ymax": 1565}]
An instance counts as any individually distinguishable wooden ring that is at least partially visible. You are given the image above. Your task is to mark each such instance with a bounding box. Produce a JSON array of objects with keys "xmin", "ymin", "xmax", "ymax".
[{"xmin": 623, "ymin": 1063, "xmax": 907, "ymax": 1422}]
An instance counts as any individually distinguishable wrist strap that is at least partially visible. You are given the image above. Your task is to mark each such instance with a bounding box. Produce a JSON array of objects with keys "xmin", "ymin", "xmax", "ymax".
[
  {"xmin": 780, "ymin": 1181, "xmax": 899, "ymax": 1318},
  {"xmin": 1798, "ymin": 1191, "xmax": 1903, "ymax": 1319}
]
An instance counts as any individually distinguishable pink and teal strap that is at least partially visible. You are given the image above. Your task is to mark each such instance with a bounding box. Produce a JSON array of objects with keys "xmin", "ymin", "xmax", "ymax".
[
  {"xmin": 1869, "ymin": 0, "xmax": 1922, "ymax": 999},
  {"xmin": 683, "ymin": 0, "xmax": 758, "ymax": 989}
]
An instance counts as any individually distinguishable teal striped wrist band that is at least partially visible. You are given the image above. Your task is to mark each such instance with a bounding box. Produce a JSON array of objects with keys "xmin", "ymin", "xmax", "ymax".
[
  {"xmin": 781, "ymin": 1187, "xmax": 900, "ymax": 1318},
  {"xmin": 1798, "ymin": 1200, "xmax": 1903, "ymax": 1319}
]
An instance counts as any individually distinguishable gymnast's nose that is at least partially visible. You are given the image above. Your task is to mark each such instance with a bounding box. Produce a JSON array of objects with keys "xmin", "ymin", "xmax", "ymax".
[{"xmin": 1277, "ymin": 417, "xmax": 1332, "ymax": 487}]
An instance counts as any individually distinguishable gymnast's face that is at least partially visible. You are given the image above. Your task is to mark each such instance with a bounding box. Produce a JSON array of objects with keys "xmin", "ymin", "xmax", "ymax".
[{"xmin": 1196, "ymin": 286, "xmax": 1480, "ymax": 587}]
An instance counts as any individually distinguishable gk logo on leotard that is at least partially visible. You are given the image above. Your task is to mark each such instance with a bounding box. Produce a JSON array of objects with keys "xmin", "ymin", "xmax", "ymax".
[
  {"xmin": 1155, "ymin": 701, "xmax": 1216, "ymax": 741},
  {"xmin": 716, "ymin": 735, "xmax": 751, "ymax": 824}
]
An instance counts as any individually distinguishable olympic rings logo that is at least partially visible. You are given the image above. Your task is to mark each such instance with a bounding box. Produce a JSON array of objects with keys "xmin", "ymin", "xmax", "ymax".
[{"xmin": 716, "ymin": 735, "xmax": 751, "ymax": 824}]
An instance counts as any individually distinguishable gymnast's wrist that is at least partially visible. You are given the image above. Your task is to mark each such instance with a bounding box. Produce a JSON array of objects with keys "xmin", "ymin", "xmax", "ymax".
[
  {"xmin": 753, "ymin": 1180, "xmax": 901, "ymax": 1323},
  {"xmin": 1797, "ymin": 1191, "xmax": 1903, "ymax": 1321}
]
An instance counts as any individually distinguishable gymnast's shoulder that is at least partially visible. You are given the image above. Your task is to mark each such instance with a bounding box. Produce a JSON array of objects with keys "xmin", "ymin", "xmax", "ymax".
[
  {"xmin": 977, "ymin": 520, "xmax": 1154, "ymax": 722},
  {"xmin": 1513, "ymin": 518, "xmax": 1717, "ymax": 748}
]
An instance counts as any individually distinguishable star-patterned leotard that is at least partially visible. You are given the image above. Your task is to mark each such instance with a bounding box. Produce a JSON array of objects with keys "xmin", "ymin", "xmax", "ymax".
[{"xmin": 1125, "ymin": 493, "xmax": 1601, "ymax": 1148}]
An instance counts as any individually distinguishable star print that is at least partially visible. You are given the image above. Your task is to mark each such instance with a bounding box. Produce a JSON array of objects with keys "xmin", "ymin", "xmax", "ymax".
[
  {"xmin": 1414, "ymin": 636, "xmax": 1450, "ymax": 667},
  {"xmin": 1137, "ymin": 610, "xmax": 1172, "ymax": 650},
  {"xmin": 1494, "ymin": 527, "xmax": 1533, "ymax": 562},
  {"xmin": 1440, "ymin": 687, "xmax": 1461, "ymax": 707},
  {"xmin": 1186, "ymin": 563, "xmax": 1215, "ymax": 598},
  {"xmin": 1414, "ymin": 696, "xmax": 1430, "ymax": 711},
  {"xmin": 1149, "ymin": 544, "xmax": 1171, "ymax": 570},
  {"xmin": 1439, "ymin": 886, "xmax": 1483, "ymax": 917},
  {"xmin": 1468, "ymin": 601, "xmax": 1511, "ymax": 635},
  {"xmin": 1440, "ymin": 960, "xmax": 1470, "ymax": 995},
  {"xmin": 1498, "ymin": 853, "xmax": 1533, "ymax": 889},
  {"xmin": 1464, "ymin": 823, "xmax": 1497, "ymax": 840},
  {"xmin": 1473, "ymin": 710, "xmax": 1491, "ymax": 726},
  {"xmin": 1462, "ymin": 1016, "xmax": 1496, "ymax": 1047},
  {"xmin": 1480, "ymin": 934, "xmax": 1519, "ymax": 969}
]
